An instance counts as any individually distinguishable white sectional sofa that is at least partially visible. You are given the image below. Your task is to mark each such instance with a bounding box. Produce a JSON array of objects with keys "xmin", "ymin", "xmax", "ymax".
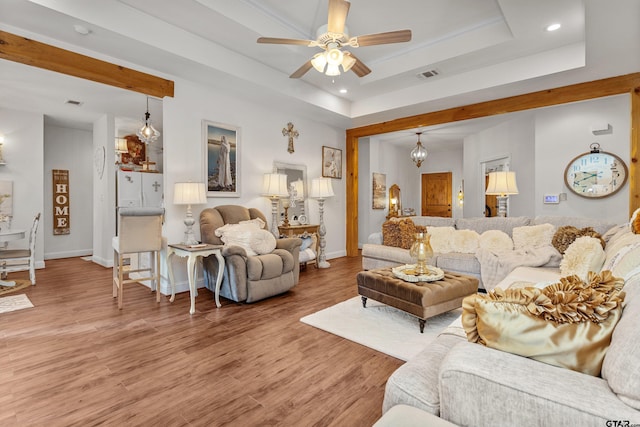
[
  {"xmin": 362, "ymin": 215, "xmax": 618, "ymax": 290},
  {"xmin": 380, "ymin": 220, "xmax": 640, "ymax": 426}
]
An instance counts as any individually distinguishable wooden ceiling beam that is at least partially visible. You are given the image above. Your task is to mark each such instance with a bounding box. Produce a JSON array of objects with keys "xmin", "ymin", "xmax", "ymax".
[
  {"xmin": 0, "ymin": 30, "xmax": 174, "ymax": 99},
  {"xmin": 345, "ymin": 72, "xmax": 640, "ymax": 256}
]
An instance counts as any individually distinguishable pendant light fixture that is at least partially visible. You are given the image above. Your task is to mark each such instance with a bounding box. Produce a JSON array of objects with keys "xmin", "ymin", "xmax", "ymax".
[
  {"xmin": 410, "ymin": 131, "xmax": 428, "ymax": 167},
  {"xmin": 136, "ymin": 96, "xmax": 160, "ymax": 144}
]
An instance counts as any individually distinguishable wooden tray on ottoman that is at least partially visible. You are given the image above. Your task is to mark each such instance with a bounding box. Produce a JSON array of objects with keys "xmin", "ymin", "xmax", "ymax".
[{"xmin": 356, "ymin": 267, "xmax": 479, "ymax": 333}]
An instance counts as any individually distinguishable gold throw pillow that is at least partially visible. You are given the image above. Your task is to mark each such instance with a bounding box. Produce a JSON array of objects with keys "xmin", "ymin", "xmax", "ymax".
[{"xmin": 462, "ymin": 271, "xmax": 625, "ymax": 377}]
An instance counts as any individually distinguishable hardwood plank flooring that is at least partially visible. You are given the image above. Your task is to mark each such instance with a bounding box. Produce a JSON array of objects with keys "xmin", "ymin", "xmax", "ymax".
[{"xmin": 0, "ymin": 255, "xmax": 403, "ymax": 426}]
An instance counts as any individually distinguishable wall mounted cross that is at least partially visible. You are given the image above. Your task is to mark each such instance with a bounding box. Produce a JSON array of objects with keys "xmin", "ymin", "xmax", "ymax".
[{"xmin": 282, "ymin": 122, "xmax": 299, "ymax": 154}]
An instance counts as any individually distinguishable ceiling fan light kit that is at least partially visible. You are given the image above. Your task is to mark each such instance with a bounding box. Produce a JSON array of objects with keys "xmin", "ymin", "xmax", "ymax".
[{"xmin": 257, "ymin": 0, "xmax": 411, "ymax": 79}]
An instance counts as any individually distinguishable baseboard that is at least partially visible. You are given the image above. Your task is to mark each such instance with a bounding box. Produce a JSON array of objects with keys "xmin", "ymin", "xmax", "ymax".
[{"xmin": 44, "ymin": 249, "xmax": 92, "ymax": 260}]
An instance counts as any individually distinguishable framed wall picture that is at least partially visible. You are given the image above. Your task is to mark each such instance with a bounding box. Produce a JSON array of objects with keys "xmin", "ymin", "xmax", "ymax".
[
  {"xmin": 322, "ymin": 146, "xmax": 342, "ymax": 179},
  {"xmin": 203, "ymin": 120, "xmax": 240, "ymax": 197},
  {"xmin": 372, "ymin": 172, "xmax": 386, "ymax": 209},
  {"xmin": 120, "ymin": 135, "xmax": 146, "ymax": 166}
]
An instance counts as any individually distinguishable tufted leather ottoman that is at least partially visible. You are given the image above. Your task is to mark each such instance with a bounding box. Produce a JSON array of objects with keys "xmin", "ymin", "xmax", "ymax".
[{"xmin": 356, "ymin": 267, "xmax": 478, "ymax": 333}]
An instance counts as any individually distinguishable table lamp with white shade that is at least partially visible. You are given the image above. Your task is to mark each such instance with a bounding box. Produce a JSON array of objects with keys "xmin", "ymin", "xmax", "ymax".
[
  {"xmin": 309, "ymin": 177, "xmax": 334, "ymax": 268},
  {"xmin": 261, "ymin": 173, "xmax": 289, "ymax": 237},
  {"xmin": 174, "ymin": 182, "xmax": 207, "ymax": 245},
  {"xmin": 485, "ymin": 171, "xmax": 519, "ymax": 217}
]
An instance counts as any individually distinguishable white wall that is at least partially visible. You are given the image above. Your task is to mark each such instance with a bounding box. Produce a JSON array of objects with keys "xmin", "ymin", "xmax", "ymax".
[
  {"xmin": 462, "ymin": 113, "xmax": 536, "ymax": 218},
  {"xmin": 0, "ymin": 108, "xmax": 45, "ymax": 268},
  {"xmin": 358, "ymin": 136, "xmax": 463, "ymax": 246},
  {"xmin": 43, "ymin": 124, "xmax": 93, "ymax": 259},
  {"xmin": 160, "ymin": 78, "xmax": 346, "ymax": 291},
  {"xmin": 534, "ymin": 95, "xmax": 630, "ymax": 222}
]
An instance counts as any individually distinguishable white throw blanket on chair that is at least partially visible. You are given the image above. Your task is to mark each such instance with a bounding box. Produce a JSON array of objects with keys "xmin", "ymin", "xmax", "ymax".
[{"xmin": 476, "ymin": 245, "xmax": 562, "ymax": 291}]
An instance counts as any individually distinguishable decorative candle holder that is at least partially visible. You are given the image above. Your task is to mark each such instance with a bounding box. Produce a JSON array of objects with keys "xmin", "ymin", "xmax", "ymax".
[{"xmin": 409, "ymin": 232, "xmax": 433, "ymax": 275}]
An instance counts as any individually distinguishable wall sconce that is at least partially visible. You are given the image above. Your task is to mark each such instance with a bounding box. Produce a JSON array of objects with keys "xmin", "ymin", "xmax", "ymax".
[{"xmin": 457, "ymin": 180, "xmax": 464, "ymax": 206}]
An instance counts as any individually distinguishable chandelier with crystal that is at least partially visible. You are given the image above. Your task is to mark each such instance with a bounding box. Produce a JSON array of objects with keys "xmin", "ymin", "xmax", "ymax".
[{"xmin": 410, "ymin": 132, "xmax": 428, "ymax": 167}]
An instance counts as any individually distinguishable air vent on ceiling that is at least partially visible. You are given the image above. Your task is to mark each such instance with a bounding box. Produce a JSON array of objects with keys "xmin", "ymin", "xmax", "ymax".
[
  {"xmin": 417, "ymin": 69, "xmax": 440, "ymax": 80},
  {"xmin": 65, "ymin": 99, "xmax": 83, "ymax": 106}
]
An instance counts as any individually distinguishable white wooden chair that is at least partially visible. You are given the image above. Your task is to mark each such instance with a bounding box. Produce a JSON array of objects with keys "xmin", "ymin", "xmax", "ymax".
[
  {"xmin": 0, "ymin": 213, "xmax": 40, "ymax": 285},
  {"xmin": 112, "ymin": 207, "xmax": 164, "ymax": 309}
]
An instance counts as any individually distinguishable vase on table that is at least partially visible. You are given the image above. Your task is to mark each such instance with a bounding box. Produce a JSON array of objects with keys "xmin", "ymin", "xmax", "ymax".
[{"xmin": 409, "ymin": 232, "xmax": 433, "ymax": 275}]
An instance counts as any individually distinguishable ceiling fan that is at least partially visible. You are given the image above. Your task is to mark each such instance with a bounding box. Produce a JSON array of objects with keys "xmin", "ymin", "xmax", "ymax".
[{"xmin": 257, "ymin": 0, "xmax": 412, "ymax": 78}]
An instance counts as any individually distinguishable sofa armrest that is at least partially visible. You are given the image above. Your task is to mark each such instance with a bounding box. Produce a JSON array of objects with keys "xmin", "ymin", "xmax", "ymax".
[
  {"xmin": 275, "ymin": 237, "xmax": 302, "ymax": 253},
  {"xmin": 439, "ymin": 342, "xmax": 640, "ymax": 426},
  {"xmin": 368, "ymin": 232, "xmax": 383, "ymax": 245},
  {"xmin": 221, "ymin": 245, "xmax": 248, "ymax": 258}
]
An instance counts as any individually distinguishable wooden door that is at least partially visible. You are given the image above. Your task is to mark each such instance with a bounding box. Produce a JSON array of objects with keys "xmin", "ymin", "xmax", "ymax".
[
  {"xmin": 484, "ymin": 175, "xmax": 498, "ymax": 217},
  {"xmin": 421, "ymin": 172, "xmax": 452, "ymax": 217}
]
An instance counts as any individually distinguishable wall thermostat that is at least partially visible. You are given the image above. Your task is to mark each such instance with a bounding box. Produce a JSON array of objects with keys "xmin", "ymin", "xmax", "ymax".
[{"xmin": 543, "ymin": 194, "xmax": 560, "ymax": 204}]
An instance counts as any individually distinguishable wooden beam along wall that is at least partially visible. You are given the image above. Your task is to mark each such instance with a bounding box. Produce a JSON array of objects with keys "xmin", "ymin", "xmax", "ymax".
[
  {"xmin": 0, "ymin": 30, "xmax": 174, "ymax": 99},
  {"xmin": 346, "ymin": 73, "xmax": 640, "ymax": 257}
]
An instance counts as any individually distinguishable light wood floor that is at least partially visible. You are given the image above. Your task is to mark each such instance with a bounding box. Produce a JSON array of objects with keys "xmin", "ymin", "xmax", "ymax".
[{"xmin": 0, "ymin": 255, "xmax": 403, "ymax": 427}]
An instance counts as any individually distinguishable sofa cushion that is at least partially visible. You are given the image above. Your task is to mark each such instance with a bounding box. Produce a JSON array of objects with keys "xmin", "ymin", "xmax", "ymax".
[
  {"xmin": 533, "ymin": 215, "xmax": 619, "ymax": 236},
  {"xmin": 478, "ymin": 230, "xmax": 513, "ymax": 252},
  {"xmin": 552, "ymin": 225, "xmax": 605, "ymax": 255},
  {"xmin": 412, "ymin": 216, "xmax": 456, "ymax": 228},
  {"xmin": 435, "ymin": 253, "xmax": 480, "ymax": 276},
  {"xmin": 559, "ymin": 236, "xmax": 606, "ymax": 280},
  {"xmin": 602, "ymin": 273, "xmax": 640, "ymax": 410},
  {"xmin": 455, "ymin": 216, "xmax": 530, "ymax": 236},
  {"xmin": 461, "ymin": 271, "xmax": 625, "ymax": 376},
  {"xmin": 512, "ymin": 223, "xmax": 555, "ymax": 249}
]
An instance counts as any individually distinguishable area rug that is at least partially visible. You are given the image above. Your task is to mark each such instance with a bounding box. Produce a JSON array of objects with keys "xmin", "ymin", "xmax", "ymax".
[
  {"xmin": 0, "ymin": 293, "xmax": 34, "ymax": 314},
  {"xmin": 0, "ymin": 279, "xmax": 32, "ymax": 296},
  {"xmin": 300, "ymin": 297, "xmax": 463, "ymax": 361}
]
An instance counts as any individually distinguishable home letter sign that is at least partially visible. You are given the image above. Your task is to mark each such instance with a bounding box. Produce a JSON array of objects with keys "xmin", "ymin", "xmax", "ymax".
[{"xmin": 52, "ymin": 169, "xmax": 70, "ymax": 235}]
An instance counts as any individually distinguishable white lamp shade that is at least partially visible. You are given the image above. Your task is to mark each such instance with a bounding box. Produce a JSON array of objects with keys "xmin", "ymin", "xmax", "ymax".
[
  {"xmin": 485, "ymin": 171, "xmax": 519, "ymax": 196},
  {"xmin": 309, "ymin": 177, "xmax": 334, "ymax": 199},
  {"xmin": 291, "ymin": 179, "xmax": 304, "ymax": 200},
  {"xmin": 115, "ymin": 138, "xmax": 128, "ymax": 153},
  {"xmin": 262, "ymin": 173, "xmax": 289, "ymax": 197},
  {"xmin": 174, "ymin": 182, "xmax": 207, "ymax": 205}
]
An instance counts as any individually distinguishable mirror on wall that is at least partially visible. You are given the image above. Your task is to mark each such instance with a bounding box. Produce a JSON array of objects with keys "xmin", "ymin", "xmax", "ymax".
[
  {"xmin": 273, "ymin": 162, "xmax": 308, "ymax": 225},
  {"xmin": 388, "ymin": 184, "xmax": 401, "ymax": 217}
]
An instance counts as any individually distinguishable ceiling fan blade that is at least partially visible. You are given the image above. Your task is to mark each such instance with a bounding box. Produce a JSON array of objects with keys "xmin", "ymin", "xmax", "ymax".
[
  {"xmin": 354, "ymin": 30, "xmax": 412, "ymax": 47},
  {"xmin": 289, "ymin": 60, "xmax": 314, "ymax": 79},
  {"xmin": 257, "ymin": 37, "xmax": 314, "ymax": 46},
  {"xmin": 327, "ymin": 0, "xmax": 350, "ymax": 34},
  {"xmin": 348, "ymin": 53, "xmax": 371, "ymax": 77}
]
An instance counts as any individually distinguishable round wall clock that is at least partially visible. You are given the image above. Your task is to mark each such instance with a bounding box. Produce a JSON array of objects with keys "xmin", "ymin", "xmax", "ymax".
[
  {"xmin": 94, "ymin": 146, "xmax": 106, "ymax": 179},
  {"xmin": 564, "ymin": 143, "xmax": 628, "ymax": 199}
]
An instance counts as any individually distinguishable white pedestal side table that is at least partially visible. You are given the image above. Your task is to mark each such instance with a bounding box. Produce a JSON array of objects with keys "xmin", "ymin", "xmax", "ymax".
[{"xmin": 167, "ymin": 243, "xmax": 225, "ymax": 314}]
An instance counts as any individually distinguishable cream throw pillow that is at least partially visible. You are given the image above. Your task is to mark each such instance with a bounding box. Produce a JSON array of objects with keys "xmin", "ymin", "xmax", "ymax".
[
  {"xmin": 427, "ymin": 226, "xmax": 455, "ymax": 253},
  {"xmin": 512, "ymin": 223, "xmax": 555, "ymax": 249},
  {"xmin": 478, "ymin": 230, "xmax": 514, "ymax": 252},
  {"xmin": 215, "ymin": 222, "xmax": 275, "ymax": 256},
  {"xmin": 560, "ymin": 236, "xmax": 606, "ymax": 280},
  {"xmin": 450, "ymin": 229, "xmax": 480, "ymax": 253}
]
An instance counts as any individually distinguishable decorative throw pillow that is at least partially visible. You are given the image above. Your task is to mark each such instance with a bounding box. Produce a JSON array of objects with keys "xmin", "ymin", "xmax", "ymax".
[
  {"xmin": 605, "ymin": 242, "xmax": 640, "ymax": 279},
  {"xmin": 552, "ymin": 225, "xmax": 605, "ymax": 254},
  {"xmin": 427, "ymin": 226, "xmax": 455, "ymax": 253},
  {"xmin": 560, "ymin": 236, "xmax": 606, "ymax": 280},
  {"xmin": 250, "ymin": 229, "xmax": 277, "ymax": 255},
  {"xmin": 240, "ymin": 217, "xmax": 266, "ymax": 229},
  {"xmin": 450, "ymin": 229, "xmax": 480, "ymax": 253},
  {"xmin": 631, "ymin": 208, "xmax": 640, "ymax": 234},
  {"xmin": 462, "ymin": 271, "xmax": 625, "ymax": 376},
  {"xmin": 478, "ymin": 230, "xmax": 513, "ymax": 252},
  {"xmin": 512, "ymin": 223, "xmax": 556, "ymax": 249},
  {"xmin": 383, "ymin": 218, "xmax": 423, "ymax": 249},
  {"xmin": 217, "ymin": 225, "xmax": 258, "ymax": 256}
]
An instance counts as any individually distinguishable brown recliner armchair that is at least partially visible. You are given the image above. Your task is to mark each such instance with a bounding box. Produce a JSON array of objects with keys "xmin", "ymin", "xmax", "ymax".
[{"xmin": 200, "ymin": 205, "xmax": 302, "ymax": 303}]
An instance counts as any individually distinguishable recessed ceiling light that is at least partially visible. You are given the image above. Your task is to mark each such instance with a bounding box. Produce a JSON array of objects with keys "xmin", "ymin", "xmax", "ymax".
[
  {"xmin": 545, "ymin": 23, "xmax": 561, "ymax": 32},
  {"xmin": 73, "ymin": 24, "xmax": 91, "ymax": 35},
  {"xmin": 339, "ymin": 88, "xmax": 347, "ymax": 94}
]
